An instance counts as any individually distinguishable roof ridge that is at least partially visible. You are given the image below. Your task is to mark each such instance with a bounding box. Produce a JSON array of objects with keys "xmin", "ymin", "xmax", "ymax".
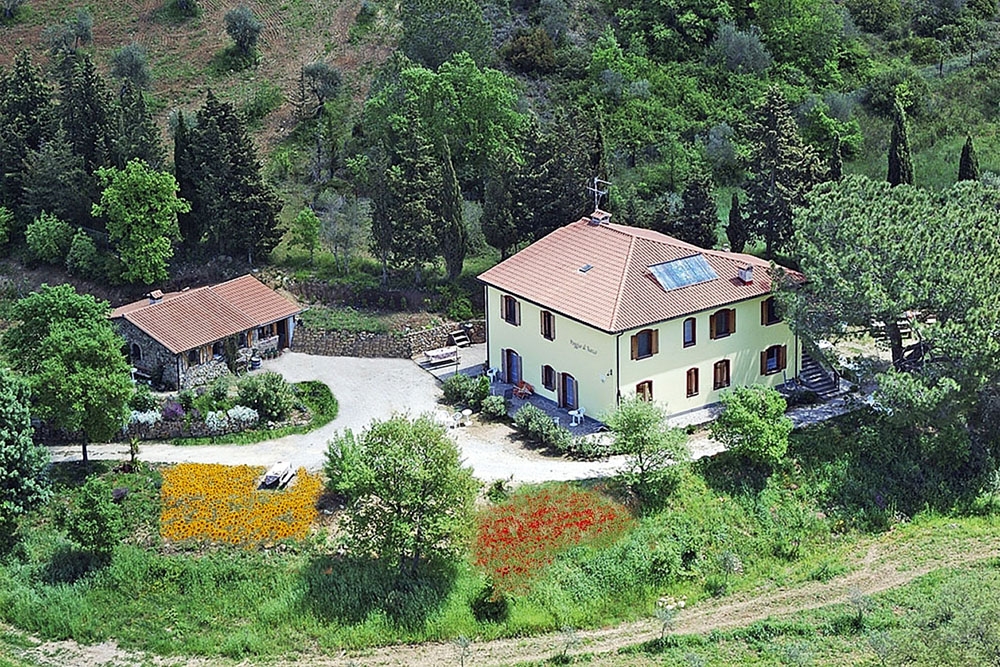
[
  {"xmin": 608, "ymin": 231, "xmax": 636, "ymax": 331},
  {"xmin": 115, "ymin": 284, "xmax": 210, "ymax": 317}
]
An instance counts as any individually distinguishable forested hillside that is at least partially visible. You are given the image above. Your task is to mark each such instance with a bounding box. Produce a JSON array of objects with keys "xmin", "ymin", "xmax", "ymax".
[{"xmin": 0, "ymin": 0, "xmax": 998, "ymax": 298}]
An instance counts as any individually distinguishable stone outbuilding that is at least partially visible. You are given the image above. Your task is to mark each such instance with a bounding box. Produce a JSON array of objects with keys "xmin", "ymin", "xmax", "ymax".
[{"xmin": 110, "ymin": 274, "xmax": 301, "ymax": 389}]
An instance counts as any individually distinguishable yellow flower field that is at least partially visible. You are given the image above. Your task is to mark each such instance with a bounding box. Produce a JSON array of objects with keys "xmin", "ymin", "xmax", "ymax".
[{"xmin": 160, "ymin": 463, "xmax": 322, "ymax": 546}]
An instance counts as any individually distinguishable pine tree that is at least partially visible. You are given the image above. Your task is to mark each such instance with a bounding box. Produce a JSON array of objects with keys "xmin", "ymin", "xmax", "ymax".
[
  {"xmin": 726, "ymin": 191, "xmax": 748, "ymax": 253},
  {"xmin": 0, "ymin": 51, "xmax": 55, "ymax": 213},
  {"xmin": 887, "ymin": 97, "xmax": 914, "ymax": 186},
  {"xmin": 21, "ymin": 130, "xmax": 93, "ymax": 227},
  {"xmin": 673, "ymin": 171, "xmax": 720, "ymax": 249},
  {"xmin": 958, "ymin": 134, "xmax": 980, "ymax": 182},
  {"xmin": 111, "ymin": 79, "xmax": 164, "ymax": 169},
  {"xmin": 743, "ymin": 86, "xmax": 823, "ymax": 258}
]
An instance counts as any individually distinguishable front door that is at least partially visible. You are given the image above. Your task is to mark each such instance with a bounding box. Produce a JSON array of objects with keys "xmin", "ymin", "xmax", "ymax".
[
  {"xmin": 505, "ymin": 349, "xmax": 522, "ymax": 384},
  {"xmin": 561, "ymin": 373, "xmax": 577, "ymax": 410}
]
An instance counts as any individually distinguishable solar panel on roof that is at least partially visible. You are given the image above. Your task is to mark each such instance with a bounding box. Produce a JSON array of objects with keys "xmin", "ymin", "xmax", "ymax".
[{"xmin": 648, "ymin": 254, "xmax": 718, "ymax": 291}]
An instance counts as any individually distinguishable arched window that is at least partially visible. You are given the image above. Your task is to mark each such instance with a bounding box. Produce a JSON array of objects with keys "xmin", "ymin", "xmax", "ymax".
[
  {"xmin": 130, "ymin": 343, "xmax": 142, "ymax": 363},
  {"xmin": 630, "ymin": 328, "xmax": 659, "ymax": 360},
  {"xmin": 761, "ymin": 345, "xmax": 787, "ymax": 375},
  {"xmin": 683, "ymin": 317, "xmax": 696, "ymax": 347}
]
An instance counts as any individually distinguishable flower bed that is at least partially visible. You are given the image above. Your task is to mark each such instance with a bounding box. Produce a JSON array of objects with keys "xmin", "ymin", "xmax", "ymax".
[
  {"xmin": 160, "ymin": 463, "xmax": 322, "ymax": 546},
  {"xmin": 473, "ymin": 484, "xmax": 634, "ymax": 593}
]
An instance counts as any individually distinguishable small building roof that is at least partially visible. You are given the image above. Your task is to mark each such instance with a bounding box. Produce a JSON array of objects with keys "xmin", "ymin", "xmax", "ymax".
[
  {"xmin": 110, "ymin": 274, "xmax": 301, "ymax": 354},
  {"xmin": 477, "ymin": 214, "xmax": 803, "ymax": 333}
]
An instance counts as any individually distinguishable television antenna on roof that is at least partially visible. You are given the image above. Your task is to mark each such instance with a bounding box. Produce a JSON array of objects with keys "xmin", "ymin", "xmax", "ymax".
[{"xmin": 587, "ymin": 176, "xmax": 611, "ymax": 212}]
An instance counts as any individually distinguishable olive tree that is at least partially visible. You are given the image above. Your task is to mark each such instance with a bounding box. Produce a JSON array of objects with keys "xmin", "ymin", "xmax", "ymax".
[{"xmin": 225, "ymin": 5, "xmax": 263, "ymax": 57}]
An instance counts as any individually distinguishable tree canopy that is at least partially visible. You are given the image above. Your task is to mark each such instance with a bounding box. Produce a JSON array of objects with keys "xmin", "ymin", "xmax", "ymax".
[
  {"xmin": 0, "ymin": 367, "xmax": 49, "ymax": 548},
  {"xmin": 325, "ymin": 415, "xmax": 478, "ymax": 576}
]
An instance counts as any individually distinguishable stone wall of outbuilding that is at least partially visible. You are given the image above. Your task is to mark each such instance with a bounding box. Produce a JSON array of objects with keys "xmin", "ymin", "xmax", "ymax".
[{"xmin": 291, "ymin": 319, "xmax": 486, "ymax": 359}]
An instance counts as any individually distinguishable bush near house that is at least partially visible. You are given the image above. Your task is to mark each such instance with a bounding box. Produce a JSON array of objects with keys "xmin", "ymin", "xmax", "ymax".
[
  {"xmin": 442, "ymin": 373, "xmax": 490, "ymax": 410},
  {"xmin": 513, "ymin": 403, "xmax": 572, "ymax": 452}
]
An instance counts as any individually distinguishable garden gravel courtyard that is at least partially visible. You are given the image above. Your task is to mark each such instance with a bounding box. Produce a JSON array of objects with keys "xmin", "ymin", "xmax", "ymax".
[{"xmin": 47, "ymin": 352, "xmax": 856, "ymax": 482}]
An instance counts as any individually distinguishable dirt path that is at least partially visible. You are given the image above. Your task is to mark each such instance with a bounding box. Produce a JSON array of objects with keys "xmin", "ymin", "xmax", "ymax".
[{"xmin": 11, "ymin": 529, "xmax": 997, "ymax": 667}]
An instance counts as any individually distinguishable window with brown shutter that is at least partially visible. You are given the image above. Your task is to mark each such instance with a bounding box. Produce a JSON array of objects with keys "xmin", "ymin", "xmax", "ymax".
[
  {"xmin": 710, "ymin": 309, "xmax": 734, "ymax": 339},
  {"xmin": 761, "ymin": 297, "xmax": 780, "ymax": 325},
  {"xmin": 540, "ymin": 310, "xmax": 555, "ymax": 340},
  {"xmin": 686, "ymin": 368, "xmax": 699, "ymax": 397},
  {"xmin": 542, "ymin": 364, "xmax": 555, "ymax": 390},
  {"xmin": 761, "ymin": 344, "xmax": 787, "ymax": 375},
  {"xmin": 501, "ymin": 295, "xmax": 520, "ymax": 326},
  {"xmin": 713, "ymin": 359, "xmax": 731, "ymax": 390},
  {"xmin": 636, "ymin": 380, "xmax": 653, "ymax": 401},
  {"xmin": 631, "ymin": 329, "xmax": 658, "ymax": 359}
]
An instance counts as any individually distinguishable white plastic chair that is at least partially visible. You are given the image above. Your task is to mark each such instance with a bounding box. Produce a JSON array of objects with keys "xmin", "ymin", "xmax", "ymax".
[{"xmin": 570, "ymin": 406, "xmax": 585, "ymax": 426}]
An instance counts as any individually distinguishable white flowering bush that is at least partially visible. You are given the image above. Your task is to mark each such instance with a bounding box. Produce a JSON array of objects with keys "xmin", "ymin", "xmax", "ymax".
[
  {"xmin": 129, "ymin": 410, "xmax": 162, "ymax": 427},
  {"xmin": 205, "ymin": 410, "xmax": 230, "ymax": 434},
  {"xmin": 227, "ymin": 405, "xmax": 259, "ymax": 430}
]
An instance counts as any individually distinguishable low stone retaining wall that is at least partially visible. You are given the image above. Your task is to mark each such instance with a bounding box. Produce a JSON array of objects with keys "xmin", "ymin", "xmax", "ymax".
[{"xmin": 292, "ymin": 319, "xmax": 486, "ymax": 359}]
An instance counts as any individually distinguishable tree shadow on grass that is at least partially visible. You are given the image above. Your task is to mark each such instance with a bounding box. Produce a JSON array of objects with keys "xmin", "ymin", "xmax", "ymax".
[
  {"xmin": 300, "ymin": 555, "xmax": 457, "ymax": 629},
  {"xmin": 40, "ymin": 543, "xmax": 105, "ymax": 584}
]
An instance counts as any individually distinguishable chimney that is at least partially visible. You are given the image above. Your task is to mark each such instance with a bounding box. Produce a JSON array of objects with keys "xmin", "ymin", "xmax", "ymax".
[
  {"xmin": 148, "ymin": 289, "xmax": 164, "ymax": 305},
  {"xmin": 738, "ymin": 265, "xmax": 754, "ymax": 285},
  {"xmin": 589, "ymin": 209, "xmax": 611, "ymax": 225}
]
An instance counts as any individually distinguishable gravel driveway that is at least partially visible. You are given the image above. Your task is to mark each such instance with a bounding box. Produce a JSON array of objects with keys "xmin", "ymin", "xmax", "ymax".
[{"xmin": 46, "ymin": 353, "xmax": 629, "ymax": 483}]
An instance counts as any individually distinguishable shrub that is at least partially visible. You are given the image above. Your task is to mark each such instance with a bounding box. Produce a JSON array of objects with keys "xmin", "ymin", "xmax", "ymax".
[
  {"xmin": 65, "ymin": 476, "xmax": 126, "ymax": 559},
  {"xmin": 513, "ymin": 404, "xmax": 572, "ymax": 452},
  {"xmin": 161, "ymin": 401, "xmax": 185, "ymax": 421},
  {"xmin": 224, "ymin": 5, "xmax": 262, "ymax": 56},
  {"xmin": 226, "ymin": 405, "xmax": 259, "ymax": 430},
  {"xmin": 480, "ymin": 394, "xmax": 509, "ymax": 421},
  {"xmin": 177, "ymin": 389, "xmax": 196, "ymax": 411},
  {"xmin": 25, "ymin": 212, "xmax": 73, "ymax": 264},
  {"xmin": 236, "ymin": 372, "xmax": 295, "ymax": 422},
  {"xmin": 128, "ymin": 410, "xmax": 161, "ymax": 429},
  {"xmin": 710, "ymin": 385, "xmax": 793, "ymax": 467},
  {"xmin": 442, "ymin": 373, "xmax": 490, "ymax": 411},
  {"xmin": 65, "ymin": 229, "xmax": 99, "ymax": 277},
  {"xmin": 205, "ymin": 410, "xmax": 229, "ymax": 434},
  {"xmin": 128, "ymin": 384, "xmax": 158, "ymax": 412}
]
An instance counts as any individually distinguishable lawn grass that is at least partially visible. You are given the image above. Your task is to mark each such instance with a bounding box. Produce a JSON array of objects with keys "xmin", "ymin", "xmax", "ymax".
[
  {"xmin": 1, "ymin": 412, "xmax": 997, "ymax": 661},
  {"xmin": 171, "ymin": 380, "xmax": 338, "ymax": 446}
]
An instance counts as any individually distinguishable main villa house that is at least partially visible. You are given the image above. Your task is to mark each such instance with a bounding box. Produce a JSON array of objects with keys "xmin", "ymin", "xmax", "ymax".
[{"xmin": 478, "ymin": 211, "xmax": 803, "ymax": 420}]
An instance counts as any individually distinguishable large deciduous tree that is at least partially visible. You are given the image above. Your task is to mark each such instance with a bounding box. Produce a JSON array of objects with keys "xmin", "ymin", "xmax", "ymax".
[
  {"xmin": 324, "ymin": 415, "xmax": 478, "ymax": 577},
  {"xmin": 3, "ymin": 285, "xmax": 132, "ymax": 462},
  {"xmin": 93, "ymin": 159, "xmax": 189, "ymax": 284},
  {"xmin": 742, "ymin": 86, "xmax": 824, "ymax": 257},
  {"xmin": 0, "ymin": 367, "xmax": 49, "ymax": 549}
]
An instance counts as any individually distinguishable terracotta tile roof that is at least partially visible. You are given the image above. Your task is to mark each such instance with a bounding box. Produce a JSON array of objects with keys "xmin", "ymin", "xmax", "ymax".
[
  {"xmin": 110, "ymin": 275, "xmax": 301, "ymax": 354},
  {"xmin": 478, "ymin": 215, "xmax": 803, "ymax": 333}
]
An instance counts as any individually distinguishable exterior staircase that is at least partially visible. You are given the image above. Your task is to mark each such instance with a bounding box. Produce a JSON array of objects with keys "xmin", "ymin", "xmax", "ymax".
[
  {"xmin": 799, "ymin": 352, "xmax": 840, "ymax": 399},
  {"xmin": 449, "ymin": 329, "xmax": 471, "ymax": 348}
]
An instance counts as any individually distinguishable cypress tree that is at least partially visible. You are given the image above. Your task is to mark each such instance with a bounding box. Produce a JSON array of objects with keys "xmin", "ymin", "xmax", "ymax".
[
  {"xmin": 58, "ymin": 54, "xmax": 112, "ymax": 174},
  {"xmin": 829, "ymin": 135, "xmax": 843, "ymax": 181},
  {"xmin": 172, "ymin": 111, "xmax": 200, "ymax": 247},
  {"xmin": 887, "ymin": 98, "xmax": 914, "ymax": 186},
  {"xmin": 111, "ymin": 79, "xmax": 164, "ymax": 169},
  {"xmin": 674, "ymin": 170, "xmax": 720, "ymax": 249},
  {"xmin": 958, "ymin": 134, "xmax": 980, "ymax": 182},
  {"xmin": 726, "ymin": 191, "xmax": 748, "ymax": 253},
  {"xmin": 481, "ymin": 158, "xmax": 518, "ymax": 259},
  {"xmin": 743, "ymin": 86, "xmax": 824, "ymax": 258},
  {"xmin": 0, "ymin": 51, "xmax": 55, "ymax": 213},
  {"xmin": 437, "ymin": 140, "xmax": 467, "ymax": 281}
]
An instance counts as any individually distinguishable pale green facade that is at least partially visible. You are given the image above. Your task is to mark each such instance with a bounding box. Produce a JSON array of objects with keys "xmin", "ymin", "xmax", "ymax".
[{"xmin": 486, "ymin": 285, "xmax": 799, "ymax": 421}]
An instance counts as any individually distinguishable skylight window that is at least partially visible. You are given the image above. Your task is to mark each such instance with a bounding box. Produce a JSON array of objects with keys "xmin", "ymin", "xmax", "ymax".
[
  {"xmin": 579, "ymin": 264, "xmax": 593, "ymax": 273},
  {"xmin": 648, "ymin": 255, "xmax": 718, "ymax": 291}
]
